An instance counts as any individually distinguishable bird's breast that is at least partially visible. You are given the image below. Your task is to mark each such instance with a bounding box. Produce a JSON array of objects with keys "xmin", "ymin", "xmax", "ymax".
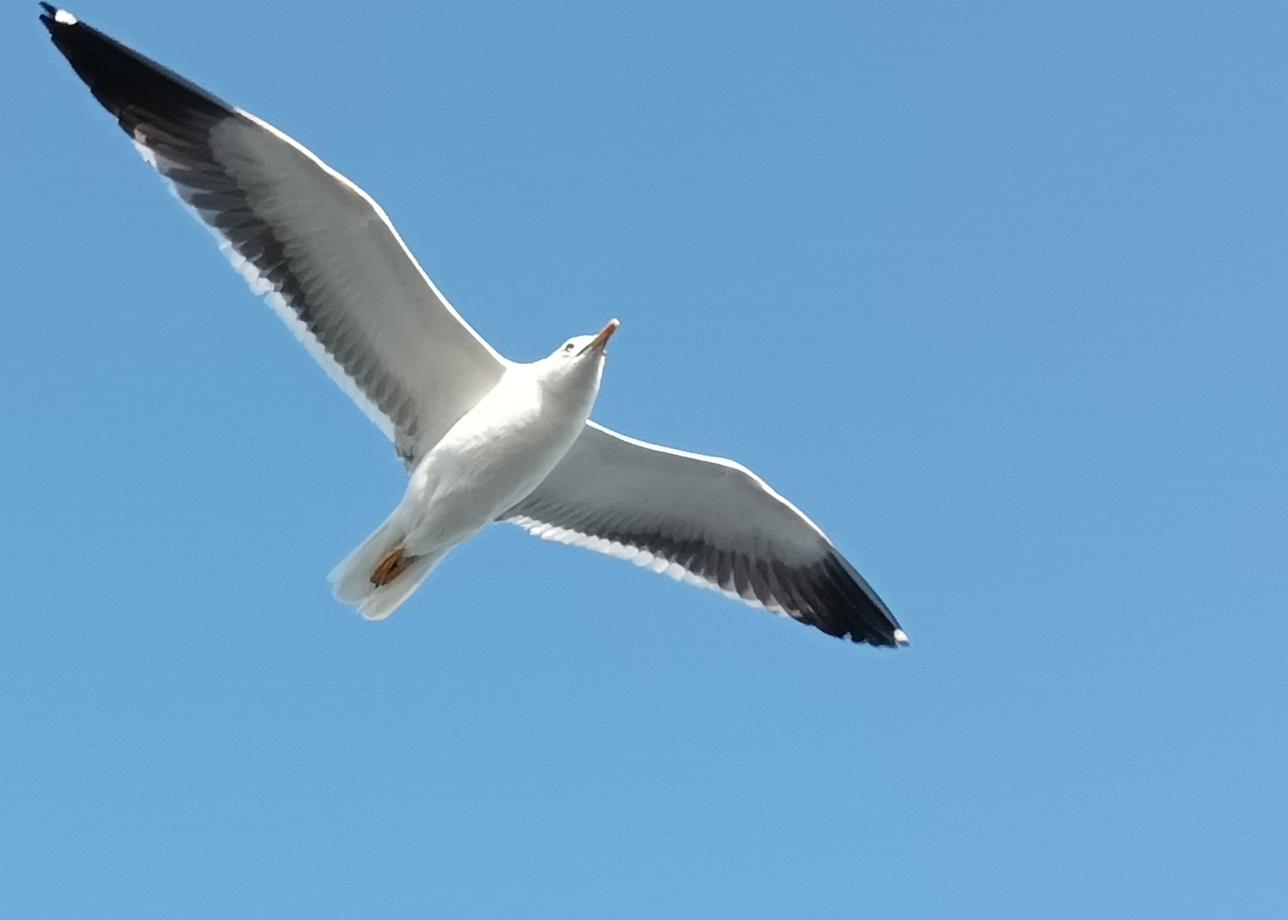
[{"xmin": 419, "ymin": 375, "xmax": 591, "ymax": 518}]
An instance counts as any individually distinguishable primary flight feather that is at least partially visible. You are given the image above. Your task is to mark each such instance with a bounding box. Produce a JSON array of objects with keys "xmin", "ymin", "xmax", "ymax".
[{"xmin": 39, "ymin": 5, "xmax": 907, "ymax": 647}]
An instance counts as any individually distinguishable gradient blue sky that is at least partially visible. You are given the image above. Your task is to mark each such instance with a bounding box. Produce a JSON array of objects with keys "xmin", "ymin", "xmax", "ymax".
[{"xmin": 4, "ymin": 1, "xmax": 1285, "ymax": 916}]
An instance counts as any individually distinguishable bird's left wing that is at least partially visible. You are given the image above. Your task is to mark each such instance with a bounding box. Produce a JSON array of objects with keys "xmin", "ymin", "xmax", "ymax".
[
  {"xmin": 504, "ymin": 422, "xmax": 907, "ymax": 647},
  {"xmin": 40, "ymin": 6, "xmax": 507, "ymax": 466}
]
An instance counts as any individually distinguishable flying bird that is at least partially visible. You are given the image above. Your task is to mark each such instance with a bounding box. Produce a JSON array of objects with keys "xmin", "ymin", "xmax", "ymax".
[{"xmin": 39, "ymin": 5, "xmax": 907, "ymax": 646}]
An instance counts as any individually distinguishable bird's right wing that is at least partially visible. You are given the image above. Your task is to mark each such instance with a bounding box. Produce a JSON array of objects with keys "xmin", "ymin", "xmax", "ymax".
[
  {"xmin": 41, "ymin": 6, "xmax": 507, "ymax": 466},
  {"xmin": 505, "ymin": 422, "xmax": 906, "ymax": 646}
]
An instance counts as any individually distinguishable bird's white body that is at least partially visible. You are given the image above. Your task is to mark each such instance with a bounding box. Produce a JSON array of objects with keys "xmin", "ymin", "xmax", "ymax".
[
  {"xmin": 409, "ymin": 370, "xmax": 591, "ymax": 554},
  {"xmin": 331, "ymin": 342, "xmax": 609, "ymax": 619}
]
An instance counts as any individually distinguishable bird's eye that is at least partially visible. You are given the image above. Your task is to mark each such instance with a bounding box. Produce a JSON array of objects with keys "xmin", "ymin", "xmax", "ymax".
[{"xmin": 564, "ymin": 343, "xmax": 575, "ymax": 352}]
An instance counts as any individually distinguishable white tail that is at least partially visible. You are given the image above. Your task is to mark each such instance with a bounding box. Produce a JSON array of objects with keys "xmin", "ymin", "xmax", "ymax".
[{"xmin": 329, "ymin": 515, "xmax": 446, "ymax": 621}]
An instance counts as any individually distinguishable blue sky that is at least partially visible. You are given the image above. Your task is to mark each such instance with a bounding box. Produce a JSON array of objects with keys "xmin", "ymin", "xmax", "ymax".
[{"xmin": 4, "ymin": 0, "xmax": 1285, "ymax": 916}]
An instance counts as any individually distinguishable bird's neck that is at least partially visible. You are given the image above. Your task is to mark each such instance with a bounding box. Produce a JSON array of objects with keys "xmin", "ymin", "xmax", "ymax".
[{"xmin": 530, "ymin": 360, "xmax": 603, "ymax": 420}]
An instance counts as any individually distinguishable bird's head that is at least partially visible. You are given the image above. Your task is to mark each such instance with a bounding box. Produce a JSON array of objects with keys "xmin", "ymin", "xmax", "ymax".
[
  {"xmin": 537, "ymin": 318, "xmax": 620, "ymax": 401},
  {"xmin": 543, "ymin": 318, "xmax": 618, "ymax": 370},
  {"xmin": 551, "ymin": 318, "xmax": 619, "ymax": 361}
]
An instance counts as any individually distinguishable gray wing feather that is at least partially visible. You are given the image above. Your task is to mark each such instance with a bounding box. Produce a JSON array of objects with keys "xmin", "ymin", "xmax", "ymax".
[
  {"xmin": 507, "ymin": 422, "xmax": 906, "ymax": 647},
  {"xmin": 43, "ymin": 10, "xmax": 506, "ymax": 466}
]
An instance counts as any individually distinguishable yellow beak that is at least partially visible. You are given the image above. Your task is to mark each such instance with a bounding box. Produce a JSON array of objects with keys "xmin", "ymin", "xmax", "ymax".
[{"xmin": 579, "ymin": 318, "xmax": 620, "ymax": 355}]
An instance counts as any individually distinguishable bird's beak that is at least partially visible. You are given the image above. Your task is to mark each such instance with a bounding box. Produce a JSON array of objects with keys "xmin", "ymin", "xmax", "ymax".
[{"xmin": 579, "ymin": 318, "xmax": 620, "ymax": 355}]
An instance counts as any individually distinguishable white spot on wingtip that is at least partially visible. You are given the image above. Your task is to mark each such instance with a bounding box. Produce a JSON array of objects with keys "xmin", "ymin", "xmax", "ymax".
[
  {"xmin": 54, "ymin": 9, "xmax": 78, "ymax": 25},
  {"xmin": 893, "ymin": 629, "xmax": 909, "ymax": 646}
]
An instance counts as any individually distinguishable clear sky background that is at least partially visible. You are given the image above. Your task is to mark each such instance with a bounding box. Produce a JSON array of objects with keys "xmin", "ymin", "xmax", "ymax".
[{"xmin": 3, "ymin": 1, "xmax": 1285, "ymax": 916}]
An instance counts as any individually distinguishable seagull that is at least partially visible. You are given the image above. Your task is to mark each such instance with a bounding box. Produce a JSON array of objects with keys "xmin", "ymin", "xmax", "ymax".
[{"xmin": 39, "ymin": 5, "xmax": 908, "ymax": 647}]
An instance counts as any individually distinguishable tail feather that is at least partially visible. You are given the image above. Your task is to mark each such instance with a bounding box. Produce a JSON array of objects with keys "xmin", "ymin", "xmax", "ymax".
[{"xmin": 329, "ymin": 516, "xmax": 445, "ymax": 621}]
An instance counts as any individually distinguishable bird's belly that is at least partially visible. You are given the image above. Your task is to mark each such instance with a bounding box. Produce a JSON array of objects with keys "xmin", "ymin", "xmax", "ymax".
[{"xmin": 403, "ymin": 398, "xmax": 584, "ymax": 554}]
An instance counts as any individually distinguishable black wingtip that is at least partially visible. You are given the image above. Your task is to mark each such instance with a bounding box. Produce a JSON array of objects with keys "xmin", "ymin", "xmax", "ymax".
[
  {"xmin": 39, "ymin": 4, "xmax": 69, "ymax": 33},
  {"xmin": 818, "ymin": 552, "xmax": 907, "ymax": 648}
]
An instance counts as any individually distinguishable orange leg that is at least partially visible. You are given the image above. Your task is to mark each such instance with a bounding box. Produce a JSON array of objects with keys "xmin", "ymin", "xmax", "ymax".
[{"xmin": 371, "ymin": 545, "xmax": 417, "ymax": 587}]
